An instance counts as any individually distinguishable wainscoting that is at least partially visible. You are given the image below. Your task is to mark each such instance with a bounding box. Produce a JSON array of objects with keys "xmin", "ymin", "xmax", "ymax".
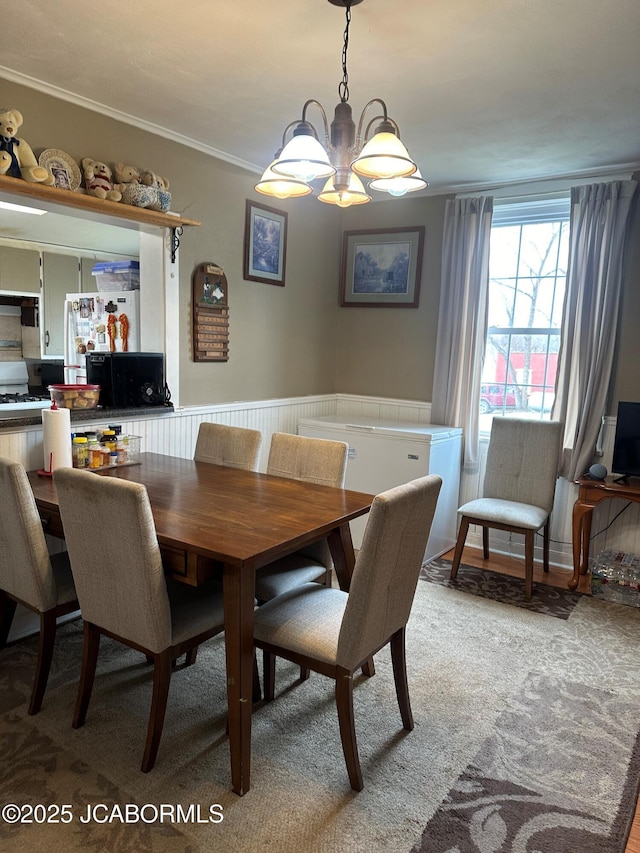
[{"xmin": 2, "ymin": 397, "xmax": 639, "ymax": 639}]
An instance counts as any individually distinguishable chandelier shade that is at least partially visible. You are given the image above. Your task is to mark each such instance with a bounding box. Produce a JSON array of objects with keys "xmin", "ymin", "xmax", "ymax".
[
  {"xmin": 369, "ymin": 168, "xmax": 429, "ymax": 196},
  {"xmin": 254, "ymin": 0, "xmax": 426, "ymax": 208},
  {"xmin": 271, "ymin": 132, "xmax": 336, "ymax": 183},
  {"xmin": 255, "ymin": 159, "xmax": 314, "ymax": 199},
  {"xmin": 351, "ymin": 131, "xmax": 416, "ymax": 180},
  {"xmin": 317, "ymin": 172, "xmax": 370, "ymax": 207}
]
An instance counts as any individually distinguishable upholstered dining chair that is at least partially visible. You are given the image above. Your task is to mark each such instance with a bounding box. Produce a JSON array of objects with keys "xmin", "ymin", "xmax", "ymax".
[
  {"xmin": 53, "ymin": 466, "xmax": 227, "ymax": 772},
  {"xmin": 0, "ymin": 457, "xmax": 78, "ymax": 716},
  {"xmin": 193, "ymin": 422, "xmax": 262, "ymax": 471},
  {"xmin": 254, "ymin": 474, "xmax": 442, "ymax": 791},
  {"xmin": 254, "ymin": 432, "xmax": 349, "ymax": 604},
  {"xmin": 450, "ymin": 416, "xmax": 563, "ymax": 600}
]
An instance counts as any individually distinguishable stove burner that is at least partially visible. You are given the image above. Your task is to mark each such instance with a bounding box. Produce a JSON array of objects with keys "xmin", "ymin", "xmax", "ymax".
[{"xmin": 0, "ymin": 392, "xmax": 51, "ymax": 404}]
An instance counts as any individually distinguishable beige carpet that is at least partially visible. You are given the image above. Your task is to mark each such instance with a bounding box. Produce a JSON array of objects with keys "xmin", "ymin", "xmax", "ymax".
[{"xmin": 1, "ymin": 579, "xmax": 640, "ymax": 852}]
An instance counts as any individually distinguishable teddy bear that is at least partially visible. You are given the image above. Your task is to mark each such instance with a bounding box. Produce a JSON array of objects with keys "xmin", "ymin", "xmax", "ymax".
[
  {"xmin": 113, "ymin": 162, "xmax": 157, "ymax": 208},
  {"xmin": 0, "ymin": 108, "xmax": 55, "ymax": 184},
  {"xmin": 81, "ymin": 158, "xmax": 122, "ymax": 201},
  {"xmin": 140, "ymin": 169, "xmax": 172, "ymax": 212}
]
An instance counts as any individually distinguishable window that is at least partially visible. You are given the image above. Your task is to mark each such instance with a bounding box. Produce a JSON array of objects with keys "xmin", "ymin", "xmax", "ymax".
[{"xmin": 480, "ymin": 197, "xmax": 571, "ymax": 428}]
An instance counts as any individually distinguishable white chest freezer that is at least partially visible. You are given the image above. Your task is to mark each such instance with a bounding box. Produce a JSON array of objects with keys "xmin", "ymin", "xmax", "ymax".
[{"xmin": 298, "ymin": 415, "xmax": 463, "ymax": 562}]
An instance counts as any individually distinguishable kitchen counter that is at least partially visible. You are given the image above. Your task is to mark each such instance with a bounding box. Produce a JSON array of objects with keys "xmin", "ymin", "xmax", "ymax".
[{"xmin": 0, "ymin": 403, "xmax": 174, "ymax": 430}]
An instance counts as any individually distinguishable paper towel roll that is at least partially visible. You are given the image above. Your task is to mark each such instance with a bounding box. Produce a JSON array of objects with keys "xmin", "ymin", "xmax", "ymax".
[{"xmin": 42, "ymin": 407, "xmax": 72, "ymax": 473}]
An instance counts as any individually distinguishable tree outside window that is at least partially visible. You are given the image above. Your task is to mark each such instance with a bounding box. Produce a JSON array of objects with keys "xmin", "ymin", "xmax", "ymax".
[{"xmin": 480, "ymin": 201, "xmax": 570, "ymax": 429}]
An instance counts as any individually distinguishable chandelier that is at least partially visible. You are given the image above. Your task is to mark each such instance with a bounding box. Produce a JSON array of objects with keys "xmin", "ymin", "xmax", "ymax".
[{"xmin": 255, "ymin": 0, "xmax": 427, "ymax": 208}]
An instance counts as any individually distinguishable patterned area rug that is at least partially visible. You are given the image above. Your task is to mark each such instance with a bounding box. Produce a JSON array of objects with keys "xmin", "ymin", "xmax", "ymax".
[
  {"xmin": 1, "ymin": 580, "xmax": 639, "ymax": 852},
  {"xmin": 420, "ymin": 557, "xmax": 582, "ymax": 619}
]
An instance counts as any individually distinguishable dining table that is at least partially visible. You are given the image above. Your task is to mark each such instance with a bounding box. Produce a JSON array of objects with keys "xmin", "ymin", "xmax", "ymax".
[{"xmin": 27, "ymin": 451, "xmax": 374, "ymax": 796}]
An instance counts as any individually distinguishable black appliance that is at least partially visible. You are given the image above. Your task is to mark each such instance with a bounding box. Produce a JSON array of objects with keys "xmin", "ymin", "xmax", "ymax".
[
  {"xmin": 86, "ymin": 352, "xmax": 166, "ymax": 408},
  {"xmin": 612, "ymin": 401, "xmax": 640, "ymax": 482},
  {"xmin": 39, "ymin": 360, "xmax": 65, "ymax": 388}
]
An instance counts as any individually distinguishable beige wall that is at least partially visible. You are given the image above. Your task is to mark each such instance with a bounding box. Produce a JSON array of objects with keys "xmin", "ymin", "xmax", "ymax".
[
  {"xmin": 1, "ymin": 80, "xmax": 344, "ymax": 405},
  {"xmin": 2, "ymin": 79, "xmax": 638, "ymax": 413},
  {"xmin": 334, "ymin": 194, "xmax": 448, "ymax": 401}
]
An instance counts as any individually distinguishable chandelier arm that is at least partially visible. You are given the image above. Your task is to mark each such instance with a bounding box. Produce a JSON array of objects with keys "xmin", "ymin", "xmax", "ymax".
[
  {"xmin": 300, "ymin": 99, "xmax": 331, "ymax": 146},
  {"xmin": 355, "ymin": 98, "xmax": 389, "ymax": 142}
]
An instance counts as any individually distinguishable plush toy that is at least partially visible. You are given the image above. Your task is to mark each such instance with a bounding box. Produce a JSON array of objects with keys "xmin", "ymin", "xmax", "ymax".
[
  {"xmin": 140, "ymin": 169, "xmax": 172, "ymax": 212},
  {"xmin": 113, "ymin": 162, "xmax": 157, "ymax": 207},
  {"xmin": 0, "ymin": 108, "xmax": 55, "ymax": 184},
  {"xmin": 113, "ymin": 162, "xmax": 140, "ymax": 192},
  {"xmin": 81, "ymin": 158, "xmax": 122, "ymax": 201}
]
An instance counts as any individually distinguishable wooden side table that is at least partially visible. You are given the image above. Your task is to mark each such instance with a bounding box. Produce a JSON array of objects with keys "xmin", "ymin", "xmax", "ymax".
[{"xmin": 570, "ymin": 475, "xmax": 640, "ymax": 589}]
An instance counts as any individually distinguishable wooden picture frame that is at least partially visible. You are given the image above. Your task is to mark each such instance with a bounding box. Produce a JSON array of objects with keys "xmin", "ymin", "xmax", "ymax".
[
  {"xmin": 339, "ymin": 226, "xmax": 425, "ymax": 307},
  {"xmin": 243, "ymin": 200, "xmax": 287, "ymax": 286}
]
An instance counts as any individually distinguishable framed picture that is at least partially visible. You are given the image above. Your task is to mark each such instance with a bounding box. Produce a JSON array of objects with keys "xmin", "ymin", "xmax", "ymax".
[
  {"xmin": 243, "ymin": 200, "xmax": 288, "ymax": 286},
  {"xmin": 339, "ymin": 226, "xmax": 425, "ymax": 307}
]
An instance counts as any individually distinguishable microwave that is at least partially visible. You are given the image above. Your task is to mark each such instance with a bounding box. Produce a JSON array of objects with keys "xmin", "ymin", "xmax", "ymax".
[{"xmin": 86, "ymin": 352, "xmax": 166, "ymax": 408}]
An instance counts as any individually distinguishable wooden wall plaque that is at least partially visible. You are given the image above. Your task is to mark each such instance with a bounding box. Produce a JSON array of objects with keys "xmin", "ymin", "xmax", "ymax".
[{"xmin": 192, "ymin": 262, "xmax": 229, "ymax": 362}]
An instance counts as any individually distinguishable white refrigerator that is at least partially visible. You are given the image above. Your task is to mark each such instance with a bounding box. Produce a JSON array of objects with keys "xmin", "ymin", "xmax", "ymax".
[
  {"xmin": 298, "ymin": 415, "xmax": 463, "ymax": 562},
  {"xmin": 63, "ymin": 291, "xmax": 141, "ymax": 383}
]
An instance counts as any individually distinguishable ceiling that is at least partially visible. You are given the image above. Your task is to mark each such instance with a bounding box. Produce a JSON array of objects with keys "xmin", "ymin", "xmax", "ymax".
[{"xmin": 1, "ymin": 0, "xmax": 639, "ymax": 201}]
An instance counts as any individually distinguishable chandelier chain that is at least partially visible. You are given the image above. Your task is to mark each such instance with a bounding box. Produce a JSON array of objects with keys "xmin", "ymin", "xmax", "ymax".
[{"xmin": 338, "ymin": 4, "xmax": 352, "ymax": 103}]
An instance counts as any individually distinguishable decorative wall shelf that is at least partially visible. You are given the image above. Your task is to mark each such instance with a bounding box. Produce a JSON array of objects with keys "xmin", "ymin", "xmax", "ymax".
[
  {"xmin": 192, "ymin": 262, "xmax": 229, "ymax": 362},
  {"xmin": 0, "ymin": 174, "xmax": 201, "ymax": 231}
]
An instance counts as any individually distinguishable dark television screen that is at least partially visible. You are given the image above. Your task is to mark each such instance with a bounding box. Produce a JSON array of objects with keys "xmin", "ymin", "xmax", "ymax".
[{"xmin": 612, "ymin": 401, "xmax": 640, "ymax": 479}]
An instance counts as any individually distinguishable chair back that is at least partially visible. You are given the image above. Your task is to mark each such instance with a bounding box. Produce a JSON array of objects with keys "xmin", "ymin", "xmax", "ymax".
[
  {"xmin": 483, "ymin": 417, "xmax": 563, "ymax": 512},
  {"xmin": 53, "ymin": 468, "xmax": 172, "ymax": 653},
  {"xmin": 267, "ymin": 432, "xmax": 348, "ymax": 566},
  {"xmin": 194, "ymin": 422, "xmax": 262, "ymax": 471},
  {"xmin": 267, "ymin": 432, "xmax": 347, "ymax": 487},
  {"xmin": 337, "ymin": 475, "xmax": 442, "ymax": 671},
  {"xmin": 0, "ymin": 457, "xmax": 57, "ymax": 612}
]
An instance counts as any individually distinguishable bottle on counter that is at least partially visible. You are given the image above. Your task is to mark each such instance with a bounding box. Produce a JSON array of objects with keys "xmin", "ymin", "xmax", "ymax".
[
  {"xmin": 72, "ymin": 436, "xmax": 89, "ymax": 468},
  {"xmin": 108, "ymin": 450, "xmax": 119, "ymax": 467},
  {"xmin": 116, "ymin": 439, "xmax": 128, "ymax": 465},
  {"xmin": 88, "ymin": 437, "xmax": 102, "ymax": 469},
  {"xmin": 101, "ymin": 429, "xmax": 117, "ymax": 452}
]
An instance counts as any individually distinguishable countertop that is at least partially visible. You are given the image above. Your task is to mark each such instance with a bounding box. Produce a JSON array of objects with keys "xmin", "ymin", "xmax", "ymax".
[{"xmin": 0, "ymin": 403, "xmax": 174, "ymax": 430}]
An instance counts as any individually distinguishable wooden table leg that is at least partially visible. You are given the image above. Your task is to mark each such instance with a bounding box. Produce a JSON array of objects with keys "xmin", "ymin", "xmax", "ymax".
[
  {"xmin": 570, "ymin": 502, "xmax": 593, "ymax": 590},
  {"xmin": 223, "ymin": 562, "xmax": 255, "ymax": 796},
  {"xmin": 328, "ymin": 523, "xmax": 375, "ymax": 677},
  {"xmin": 328, "ymin": 523, "xmax": 356, "ymax": 591}
]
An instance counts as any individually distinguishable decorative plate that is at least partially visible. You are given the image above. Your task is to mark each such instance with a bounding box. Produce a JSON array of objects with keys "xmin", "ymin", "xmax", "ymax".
[{"xmin": 38, "ymin": 149, "xmax": 82, "ymax": 191}]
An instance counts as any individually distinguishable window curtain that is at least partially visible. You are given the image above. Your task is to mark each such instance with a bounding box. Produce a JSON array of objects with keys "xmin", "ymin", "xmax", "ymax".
[
  {"xmin": 431, "ymin": 196, "xmax": 493, "ymax": 471},
  {"xmin": 552, "ymin": 180, "xmax": 638, "ymax": 480}
]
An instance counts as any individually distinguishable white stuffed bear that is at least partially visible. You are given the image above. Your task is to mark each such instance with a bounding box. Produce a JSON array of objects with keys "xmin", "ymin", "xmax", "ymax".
[
  {"xmin": 81, "ymin": 158, "xmax": 122, "ymax": 202},
  {"xmin": 0, "ymin": 108, "xmax": 54, "ymax": 184}
]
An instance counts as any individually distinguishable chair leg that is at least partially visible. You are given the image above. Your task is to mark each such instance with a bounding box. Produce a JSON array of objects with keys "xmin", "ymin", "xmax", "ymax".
[
  {"xmin": 335, "ymin": 669, "xmax": 363, "ymax": 791},
  {"xmin": 450, "ymin": 517, "xmax": 470, "ymax": 579},
  {"xmin": 543, "ymin": 519, "xmax": 550, "ymax": 572},
  {"xmin": 299, "ymin": 665, "xmax": 310, "ymax": 682},
  {"xmin": 0, "ymin": 593, "xmax": 17, "ymax": 648},
  {"xmin": 28, "ymin": 610, "xmax": 57, "ymax": 715},
  {"xmin": 524, "ymin": 530, "xmax": 534, "ymax": 600},
  {"xmin": 390, "ymin": 628, "xmax": 414, "ymax": 731},
  {"xmin": 482, "ymin": 526, "xmax": 490, "ymax": 559},
  {"xmin": 73, "ymin": 622, "xmax": 101, "ymax": 729},
  {"xmin": 185, "ymin": 647, "xmax": 198, "ymax": 667},
  {"xmin": 262, "ymin": 649, "xmax": 276, "ymax": 702},
  {"xmin": 142, "ymin": 649, "xmax": 173, "ymax": 773},
  {"xmin": 361, "ymin": 658, "xmax": 375, "ymax": 677}
]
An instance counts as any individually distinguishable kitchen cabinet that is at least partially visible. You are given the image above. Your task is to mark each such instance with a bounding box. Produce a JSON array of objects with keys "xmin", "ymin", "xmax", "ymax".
[
  {"xmin": 0, "ymin": 245, "xmax": 40, "ymax": 293},
  {"xmin": 42, "ymin": 252, "xmax": 80, "ymax": 356}
]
